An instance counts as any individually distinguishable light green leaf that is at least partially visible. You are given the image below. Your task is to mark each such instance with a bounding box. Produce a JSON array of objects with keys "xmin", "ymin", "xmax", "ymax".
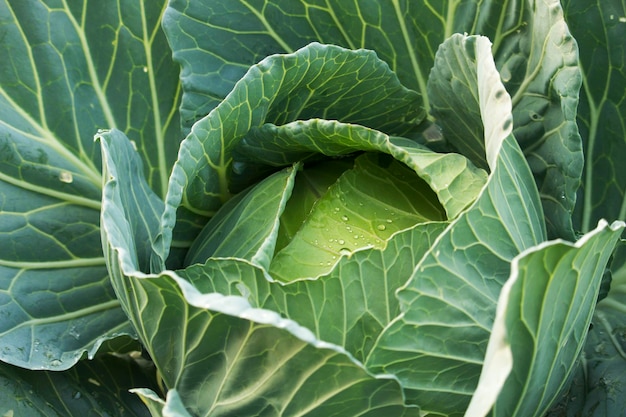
[
  {"xmin": 237, "ymin": 119, "xmax": 487, "ymax": 219},
  {"xmin": 0, "ymin": 0, "xmax": 181, "ymax": 369},
  {"xmin": 269, "ymin": 153, "xmax": 447, "ymax": 280},
  {"xmin": 164, "ymin": 0, "xmax": 582, "ymax": 239},
  {"xmin": 181, "ymin": 221, "xmax": 447, "ymax": 365},
  {"xmin": 0, "ymin": 355, "xmax": 155, "ymax": 417},
  {"xmin": 118, "ymin": 271, "xmax": 421, "ymax": 417},
  {"xmin": 365, "ymin": 34, "xmax": 546, "ymax": 416},
  {"xmin": 464, "ymin": 270, "xmax": 514, "ymax": 417},
  {"xmin": 274, "ymin": 158, "xmax": 355, "ymax": 252},
  {"xmin": 157, "ymin": 42, "xmax": 424, "ymax": 257},
  {"xmin": 493, "ymin": 220, "xmax": 624, "ymax": 417},
  {"xmin": 185, "ymin": 164, "xmax": 299, "ymax": 268}
]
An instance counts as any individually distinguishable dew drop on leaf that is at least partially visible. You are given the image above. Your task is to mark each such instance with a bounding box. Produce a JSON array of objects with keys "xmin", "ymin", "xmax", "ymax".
[
  {"xmin": 377, "ymin": 224, "xmax": 386, "ymax": 231},
  {"xmin": 68, "ymin": 326, "xmax": 80, "ymax": 340},
  {"xmin": 341, "ymin": 215, "xmax": 349, "ymax": 222},
  {"xmin": 339, "ymin": 248, "xmax": 352, "ymax": 256},
  {"xmin": 59, "ymin": 171, "xmax": 73, "ymax": 183}
]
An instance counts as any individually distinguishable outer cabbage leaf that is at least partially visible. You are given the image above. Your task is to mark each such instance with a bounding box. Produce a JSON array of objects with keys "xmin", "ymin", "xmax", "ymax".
[
  {"xmin": 163, "ymin": 0, "xmax": 582, "ymax": 239},
  {"xmin": 365, "ymin": 34, "xmax": 546, "ymax": 415},
  {"xmin": 493, "ymin": 220, "xmax": 623, "ymax": 417},
  {"xmin": 0, "ymin": 0, "xmax": 180, "ymax": 370},
  {"xmin": 156, "ymin": 42, "xmax": 425, "ymax": 258},
  {"xmin": 550, "ymin": 243, "xmax": 626, "ymax": 417},
  {"xmin": 466, "ymin": 221, "xmax": 624, "ymax": 417}
]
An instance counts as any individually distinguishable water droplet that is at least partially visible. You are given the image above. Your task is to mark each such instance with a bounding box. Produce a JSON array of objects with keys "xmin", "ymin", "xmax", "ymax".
[
  {"xmin": 377, "ymin": 224, "xmax": 386, "ymax": 231},
  {"xmin": 69, "ymin": 326, "xmax": 80, "ymax": 340},
  {"xmin": 353, "ymin": 235, "xmax": 360, "ymax": 239},
  {"xmin": 339, "ymin": 248, "xmax": 352, "ymax": 256},
  {"xmin": 386, "ymin": 219, "xmax": 393, "ymax": 223},
  {"xmin": 143, "ymin": 66, "xmax": 148, "ymax": 73},
  {"xmin": 345, "ymin": 226, "xmax": 352, "ymax": 232},
  {"xmin": 50, "ymin": 359, "xmax": 63, "ymax": 367},
  {"xmin": 59, "ymin": 171, "xmax": 73, "ymax": 183},
  {"xmin": 338, "ymin": 239, "xmax": 345, "ymax": 245},
  {"xmin": 341, "ymin": 215, "xmax": 349, "ymax": 222},
  {"xmin": 333, "ymin": 207, "xmax": 340, "ymax": 212},
  {"xmin": 72, "ymin": 392, "xmax": 82, "ymax": 400}
]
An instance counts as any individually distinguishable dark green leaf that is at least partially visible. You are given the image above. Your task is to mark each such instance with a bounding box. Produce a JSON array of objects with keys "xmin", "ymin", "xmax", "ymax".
[
  {"xmin": 0, "ymin": 0, "xmax": 181, "ymax": 369},
  {"xmin": 564, "ymin": 0, "xmax": 626, "ymax": 232},
  {"xmin": 185, "ymin": 165, "xmax": 299, "ymax": 267},
  {"xmin": 0, "ymin": 355, "xmax": 156, "ymax": 417}
]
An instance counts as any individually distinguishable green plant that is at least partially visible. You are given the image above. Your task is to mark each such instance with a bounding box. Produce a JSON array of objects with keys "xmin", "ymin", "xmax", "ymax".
[{"xmin": 1, "ymin": 0, "xmax": 625, "ymax": 416}]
